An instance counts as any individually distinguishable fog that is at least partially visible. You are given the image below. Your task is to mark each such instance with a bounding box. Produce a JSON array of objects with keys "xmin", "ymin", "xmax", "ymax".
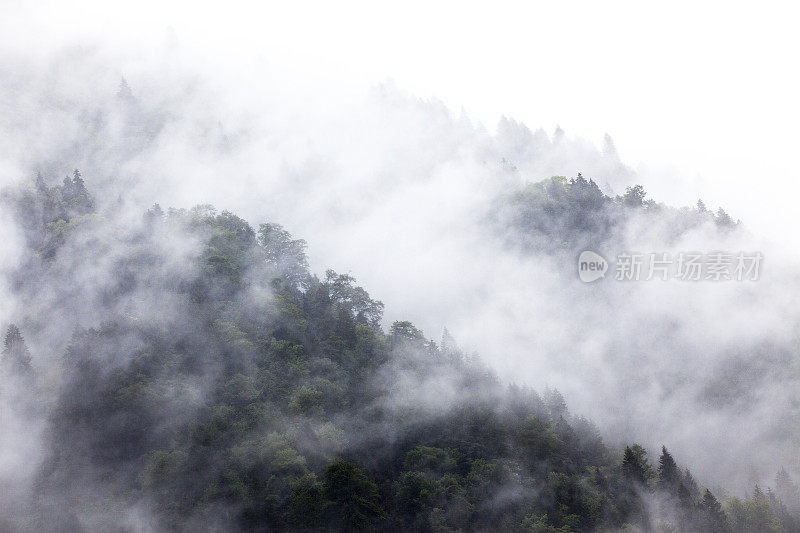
[{"xmin": 1, "ymin": 3, "xmax": 799, "ymax": 530}]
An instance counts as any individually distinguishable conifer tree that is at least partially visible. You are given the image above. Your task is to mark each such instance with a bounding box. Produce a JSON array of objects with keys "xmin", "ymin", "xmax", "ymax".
[
  {"xmin": 2, "ymin": 324, "xmax": 32, "ymax": 373},
  {"xmin": 622, "ymin": 445, "xmax": 651, "ymax": 486},
  {"xmin": 35, "ymin": 171, "xmax": 47, "ymax": 192},
  {"xmin": 683, "ymin": 468, "xmax": 701, "ymax": 501},
  {"xmin": 117, "ymin": 77, "xmax": 134, "ymax": 101},
  {"xmin": 72, "ymin": 169, "xmax": 86, "ymax": 191},
  {"xmin": 699, "ymin": 489, "xmax": 728, "ymax": 532},
  {"xmin": 657, "ymin": 446, "xmax": 682, "ymax": 492}
]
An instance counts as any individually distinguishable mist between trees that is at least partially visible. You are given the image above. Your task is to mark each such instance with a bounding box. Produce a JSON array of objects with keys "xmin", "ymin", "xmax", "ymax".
[{"xmin": 0, "ymin": 55, "xmax": 798, "ymax": 532}]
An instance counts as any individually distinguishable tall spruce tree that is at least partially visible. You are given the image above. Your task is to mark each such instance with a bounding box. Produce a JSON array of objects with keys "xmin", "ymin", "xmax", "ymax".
[
  {"xmin": 699, "ymin": 489, "xmax": 728, "ymax": 532},
  {"xmin": 2, "ymin": 324, "xmax": 32, "ymax": 373},
  {"xmin": 622, "ymin": 445, "xmax": 651, "ymax": 486},
  {"xmin": 657, "ymin": 446, "xmax": 682, "ymax": 492}
]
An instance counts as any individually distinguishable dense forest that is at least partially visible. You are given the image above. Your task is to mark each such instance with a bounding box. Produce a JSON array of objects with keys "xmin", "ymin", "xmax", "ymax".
[
  {"xmin": 0, "ymin": 172, "xmax": 796, "ymax": 532},
  {"xmin": 491, "ymin": 173, "xmax": 738, "ymax": 254}
]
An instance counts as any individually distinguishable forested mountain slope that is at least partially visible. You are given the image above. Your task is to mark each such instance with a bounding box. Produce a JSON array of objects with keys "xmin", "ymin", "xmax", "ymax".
[
  {"xmin": 491, "ymin": 173, "xmax": 738, "ymax": 254},
  {"xmin": 0, "ymin": 174, "xmax": 796, "ymax": 532}
]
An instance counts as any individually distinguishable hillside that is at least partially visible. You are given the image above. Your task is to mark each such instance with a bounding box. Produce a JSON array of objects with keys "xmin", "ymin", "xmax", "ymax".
[{"xmin": 0, "ymin": 173, "xmax": 797, "ymax": 532}]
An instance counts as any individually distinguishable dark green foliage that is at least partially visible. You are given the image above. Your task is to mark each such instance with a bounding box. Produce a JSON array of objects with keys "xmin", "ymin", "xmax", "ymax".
[
  {"xmin": 319, "ymin": 461, "xmax": 385, "ymax": 530},
  {"xmin": 494, "ymin": 174, "xmax": 738, "ymax": 253},
  {"xmin": 621, "ymin": 444, "xmax": 651, "ymax": 485},
  {"xmin": 0, "ymin": 177, "xmax": 785, "ymax": 532},
  {"xmin": 657, "ymin": 446, "xmax": 681, "ymax": 492},
  {"xmin": 699, "ymin": 489, "xmax": 729, "ymax": 532},
  {"xmin": 17, "ymin": 198, "xmax": 643, "ymax": 530},
  {"xmin": 494, "ymin": 175, "xmax": 612, "ymax": 251},
  {"xmin": 2, "ymin": 169, "xmax": 96, "ymax": 258},
  {"xmin": 258, "ymin": 222, "xmax": 310, "ymax": 289},
  {"xmin": 726, "ymin": 486, "xmax": 784, "ymax": 533}
]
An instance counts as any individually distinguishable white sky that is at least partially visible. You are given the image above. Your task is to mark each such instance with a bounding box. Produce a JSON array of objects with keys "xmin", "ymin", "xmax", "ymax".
[{"xmin": 2, "ymin": 0, "xmax": 799, "ymax": 242}]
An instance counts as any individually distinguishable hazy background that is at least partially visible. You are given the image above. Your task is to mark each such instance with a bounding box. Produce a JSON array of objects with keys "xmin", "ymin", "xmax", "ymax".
[
  {"xmin": 2, "ymin": 0, "xmax": 799, "ymax": 243},
  {"xmin": 1, "ymin": 0, "xmax": 799, "ymax": 495}
]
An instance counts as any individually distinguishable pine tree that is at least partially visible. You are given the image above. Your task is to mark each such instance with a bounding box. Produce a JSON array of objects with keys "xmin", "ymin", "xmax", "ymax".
[
  {"xmin": 2, "ymin": 324, "xmax": 32, "ymax": 373},
  {"xmin": 72, "ymin": 169, "xmax": 86, "ymax": 191},
  {"xmin": 767, "ymin": 487, "xmax": 782, "ymax": 510},
  {"xmin": 553, "ymin": 125, "xmax": 565, "ymax": 144},
  {"xmin": 716, "ymin": 208, "xmax": 735, "ymax": 228},
  {"xmin": 144, "ymin": 203, "xmax": 165, "ymax": 227},
  {"xmin": 62, "ymin": 175, "xmax": 74, "ymax": 198},
  {"xmin": 683, "ymin": 468, "xmax": 701, "ymax": 501},
  {"xmin": 35, "ymin": 171, "xmax": 47, "ymax": 192},
  {"xmin": 699, "ymin": 489, "xmax": 729, "ymax": 532},
  {"xmin": 657, "ymin": 446, "xmax": 681, "ymax": 492},
  {"xmin": 622, "ymin": 445, "xmax": 651, "ymax": 485},
  {"xmin": 440, "ymin": 327, "xmax": 460, "ymax": 358},
  {"xmin": 117, "ymin": 77, "xmax": 134, "ymax": 101},
  {"xmin": 602, "ymin": 133, "xmax": 618, "ymax": 159},
  {"xmin": 4, "ymin": 324, "xmax": 22, "ymax": 352},
  {"xmin": 543, "ymin": 387, "xmax": 568, "ymax": 420}
]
